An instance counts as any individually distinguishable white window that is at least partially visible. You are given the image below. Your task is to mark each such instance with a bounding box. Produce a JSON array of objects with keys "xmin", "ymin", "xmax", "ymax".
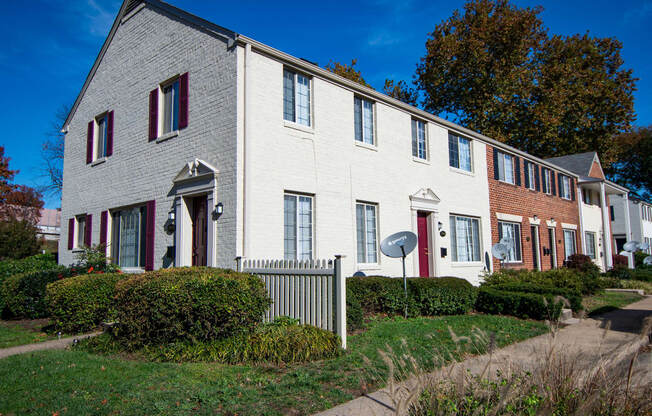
[
  {"xmin": 542, "ymin": 168, "xmax": 552, "ymax": 194},
  {"xmin": 111, "ymin": 206, "xmax": 147, "ymax": 268},
  {"xmin": 449, "ymin": 133, "xmax": 472, "ymax": 172},
  {"xmin": 162, "ymin": 79, "xmax": 179, "ymax": 134},
  {"xmin": 450, "ymin": 215, "xmax": 481, "ymax": 262},
  {"xmin": 284, "ymin": 193, "xmax": 313, "ymax": 260},
  {"xmin": 95, "ymin": 114, "xmax": 108, "ymax": 160},
  {"xmin": 283, "ymin": 69, "xmax": 311, "ymax": 126},
  {"xmin": 354, "ymin": 97, "xmax": 374, "ymax": 145},
  {"xmin": 497, "ymin": 152, "xmax": 515, "ymax": 184},
  {"xmin": 412, "ymin": 119, "xmax": 427, "ymax": 160},
  {"xmin": 560, "ymin": 175, "xmax": 571, "ymax": 200},
  {"xmin": 585, "ymin": 231, "xmax": 596, "ymax": 259},
  {"xmin": 356, "ymin": 202, "xmax": 378, "ymax": 264},
  {"xmin": 498, "ymin": 221, "xmax": 522, "ymax": 262},
  {"xmin": 563, "ymin": 229, "xmax": 577, "ymax": 259},
  {"xmin": 527, "ymin": 162, "xmax": 536, "ymax": 190},
  {"xmin": 76, "ymin": 215, "xmax": 86, "ymax": 248}
]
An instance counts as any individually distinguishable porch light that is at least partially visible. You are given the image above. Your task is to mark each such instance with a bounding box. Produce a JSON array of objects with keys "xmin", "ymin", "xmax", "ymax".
[
  {"xmin": 168, "ymin": 210, "xmax": 175, "ymax": 222},
  {"xmin": 215, "ymin": 202, "xmax": 224, "ymax": 216},
  {"xmin": 533, "ymin": 215, "xmax": 538, "ymax": 221}
]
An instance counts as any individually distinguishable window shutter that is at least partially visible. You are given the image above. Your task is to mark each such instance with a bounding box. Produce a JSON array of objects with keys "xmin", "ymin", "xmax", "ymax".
[
  {"xmin": 179, "ymin": 72, "xmax": 189, "ymax": 129},
  {"xmin": 610, "ymin": 206, "xmax": 615, "ymax": 221},
  {"xmin": 106, "ymin": 111, "xmax": 114, "ymax": 156},
  {"xmin": 100, "ymin": 210, "xmax": 108, "ymax": 248},
  {"xmin": 570, "ymin": 178, "xmax": 576, "ymax": 200},
  {"xmin": 557, "ymin": 173, "xmax": 563, "ymax": 197},
  {"xmin": 523, "ymin": 160, "xmax": 529, "ymax": 187},
  {"xmin": 514, "ymin": 157, "xmax": 521, "ymax": 186},
  {"xmin": 84, "ymin": 214, "xmax": 92, "ymax": 247},
  {"xmin": 497, "ymin": 222, "xmax": 503, "ymax": 241},
  {"xmin": 68, "ymin": 218, "xmax": 74, "ymax": 250},
  {"xmin": 493, "ymin": 148, "xmax": 499, "ymax": 180},
  {"xmin": 551, "ymin": 172, "xmax": 557, "ymax": 196},
  {"xmin": 86, "ymin": 121, "xmax": 94, "ymax": 164},
  {"xmin": 534, "ymin": 164, "xmax": 540, "ymax": 191},
  {"xmin": 148, "ymin": 88, "xmax": 158, "ymax": 141},
  {"xmin": 145, "ymin": 200, "xmax": 156, "ymax": 271}
]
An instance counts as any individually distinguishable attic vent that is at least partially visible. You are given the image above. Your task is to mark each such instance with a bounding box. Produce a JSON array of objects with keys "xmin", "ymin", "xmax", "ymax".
[{"xmin": 124, "ymin": 0, "xmax": 143, "ymax": 15}]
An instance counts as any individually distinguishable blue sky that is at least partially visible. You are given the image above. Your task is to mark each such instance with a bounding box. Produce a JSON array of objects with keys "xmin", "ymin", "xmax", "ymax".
[{"xmin": 1, "ymin": 0, "xmax": 651, "ymax": 208}]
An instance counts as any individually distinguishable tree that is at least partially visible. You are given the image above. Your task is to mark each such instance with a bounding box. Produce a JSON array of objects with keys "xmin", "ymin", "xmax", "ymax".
[
  {"xmin": 0, "ymin": 219, "xmax": 41, "ymax": 260},
  {"xmin": 324, "ymin": 59, "xmax": 372, "ymax": 88},
  {"xmin": 415, "ymin": 0, "xmax": 636, "ymax": 162},
  {"xmin": 0, "ymin": 146, "xmax": 44, "ymax": 224},
  {"xmin": 383, "ymin": 79, "xmax": 418, "ymax": 106},
  {"xmin": 40, "ymin": 104, "xmax": 69, "ymax": 196},
  {"xmin": 606, "ymin": 126, "xmax": 652, "ymax": 199}
]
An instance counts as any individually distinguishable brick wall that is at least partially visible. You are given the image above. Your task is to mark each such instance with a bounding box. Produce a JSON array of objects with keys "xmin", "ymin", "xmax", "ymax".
[
  {"xmin": 486, "ymin": 145, "xmax": 581, "ymax": 271},
  {"xmin": 589, "ymin": 160, "xmax": 605, "ymax": 179}
]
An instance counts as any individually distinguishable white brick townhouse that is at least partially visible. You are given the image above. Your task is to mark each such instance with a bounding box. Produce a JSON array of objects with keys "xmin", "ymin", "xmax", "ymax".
[{"xmin": 61, "ymin": 0, "xmax": 587, "ymax": 283}]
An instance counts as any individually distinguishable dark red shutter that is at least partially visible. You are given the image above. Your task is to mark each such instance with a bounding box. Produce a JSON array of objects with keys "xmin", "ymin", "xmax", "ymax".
[
  {"xmin": 149, "ymin": 88, "xmax": 158, "ymax": 141},
  {"xmin": 86, "ymin": 121, "xmax": 94, "ymax": 164},
  {"xmin": 68, "ymin": 218, "xmax": 74, "ymax": 250},
  {"xmin": 179, "ymin": 72, "xmax": 189, "ymax": 129},
  {"xmin": 100, "ymin": 210, "xmax": 108, "ymax": 247},
  {"xmin": 84, "ymin": 214, "xmax": 92, "ymax": 247},
  {"xmin": 106, "ymin": 111, "xmax": 114, "ymax": 156},
  {"xmin": 145, "ymin": 200, "xmax": 156, "ymax": 271}
]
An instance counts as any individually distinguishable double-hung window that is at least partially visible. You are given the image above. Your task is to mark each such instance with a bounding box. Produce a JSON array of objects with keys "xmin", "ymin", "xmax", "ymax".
[
  {"xmin": 354, "ymin": 97, "xmax": 374, "ymax": 145},
  {"xmin": 162, "ymin": 79, "xmax": 180, "ymax": 134},
  {"xmin": 356, "ymin": 202, "xmax": 378, "ymax": 264},
  {"xmin": 284, "ymin": 193, "xmax": 313, "ymax": 260},
  {"xmin": 542, "ymin": 168, "xmax": 552, "ymax": 194},
  {"xmin": 560, "ymin": 175, "xmax": 572, "ymax": 200},
  {"xmin": 96, "ymin": 114, "xmax": 108, "ymax": 159},
  {"xmin": 283, "ymin": 69, "xmax": 311, "ymax": 126},
  {"xmin": 563, "ymin": 229, "xmax": 577, "ymax": 259},
  {"xmin": 412, "ymin": 119, "xmax": 427, "ymax": 160},
  {"xmin": 449, "ymin": 133, "xmax": 472, "ymax": 172},
  {"xmin": 496, "ymin": 151, "xmax": 515, "ymax": 184},
  {"xmin": 76, "ymin": 216, "xmax": 86, "ymax": 248},
  {"xmin": 527, "ymin": 162, "xmax": 536, "ymax": 190},
  {"xmin": 450, "ymin": 215, "xmax": 481, "ymax": 262},
  {"xmin": 498, "ymin": 221, "xmax": 522, "ymax": 262},
  {"xmin": 585, "ymin": 231, "xmax": 596, "ymax": 259},
  {"xmin": 111, "ymin": 206, "xmax": 147, "ymax": 268}
]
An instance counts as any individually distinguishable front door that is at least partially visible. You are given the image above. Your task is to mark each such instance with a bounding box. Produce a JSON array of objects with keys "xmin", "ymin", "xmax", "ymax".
[
  {"xmin": 548, "ymin": 227, "xmax": 556, "ymax": 269},
  {"xmin": 530, "ymin": 226, "xmax": 540, "ymax": 270},
  {"xmin": 417, "ymin": 212, "xmax": 430, "ymax": 277},
  {"xmin": 191, "ymin": 195, "xmax": 208, "ymax": 266}
]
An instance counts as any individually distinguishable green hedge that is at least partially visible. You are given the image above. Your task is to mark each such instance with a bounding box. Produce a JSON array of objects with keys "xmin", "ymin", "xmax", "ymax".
[
  {"xmin": 113, "ymin": 267, "xmax": 271, "ymax": 346},
  {"xmin": 475, "ymin": 287, "xmax": 563, "ymax": 320},
  {"xmin": 606, "ymin": 266, "xmax": 652, "ymax": 282},
  {"xmin": 346, "ymin": 286, "xmax": 364, "ymax": 330},
  {"xmin": 347, "ymin": 276, "xmax": 477, "ymax": 317},
  {"xmin": 0, "ymin": 253, "xmax": 58, "ymax": 281},
  {"xmin": 484, "ymin": 282, "xmax": 582, "ymax": 312},
  {"xmin": 483, "ymin": 268, "xmax": 601, "ymax": 295},
  {"xmin": 0, "ymin": 265, "xmax": 72, "ymax": 318},
  {"xmin": 46, "ymin": 272, "xmax": 125, "ymax": 333}
]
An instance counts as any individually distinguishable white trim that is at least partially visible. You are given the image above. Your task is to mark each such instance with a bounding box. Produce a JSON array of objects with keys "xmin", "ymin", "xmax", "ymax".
[
  {"xmin": 283, "ymin": 120, "xmax": 314, "ymax": 134},
  {"xmin": 496, "ymin": 212, "xmax": 523, "ymax": 222},
  {"xmin": 529, "ymin": 217, "xmax": 541, "ymax": 225},
  {"xmin": 156, "ymin": 130, "xmax": 179, "ymax": 143},
  {"xmin": 91, "ymin": 157, "xmax": 106, "ymax": 167},
  {"xmin": 546, "ymin": 219, "xmax": 557, "ymax": 227},
  {"xmin": 561, "ymin": 223, "xmax": 577, "ymax": 230},
  {"xmin": 354, "ymin": 141, "xmax": 378, "ymax": 152}
]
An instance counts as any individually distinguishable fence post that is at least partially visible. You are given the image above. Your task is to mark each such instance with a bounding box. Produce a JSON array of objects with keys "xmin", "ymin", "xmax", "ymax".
[
  {"xmin": 334, "ymin": 255, "xmax": 346, "ymax": 349},
  {"xmin": 235, "ymin": 256, "xmax": 242, "ymax": 272}
]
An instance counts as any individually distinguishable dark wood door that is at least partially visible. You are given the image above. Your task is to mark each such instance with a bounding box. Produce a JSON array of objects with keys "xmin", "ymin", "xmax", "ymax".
[
  {"xmin": 191, "ymin": 195, "xmax": 208, "ymax": 266},
  {"xmin": 417, "ymin": 212, "xmax": 430, "ymax": 277}
]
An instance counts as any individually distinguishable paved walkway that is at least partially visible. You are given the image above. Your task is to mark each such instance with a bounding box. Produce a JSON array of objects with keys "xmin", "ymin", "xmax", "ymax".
[
  {"xmin": 0, "ymin": 332, "xmax": 101, "ymax": 360},
  {"xmin": 316, "ymin": 296, "xmax": 652, "ymax": 416}
]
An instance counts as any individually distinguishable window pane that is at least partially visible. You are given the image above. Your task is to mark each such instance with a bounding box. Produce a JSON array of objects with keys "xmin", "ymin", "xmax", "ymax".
[
  {"xmin": 449, "ymin": 216, "xmax": 458, "ymax": 261},
  {"xmin": 297, "ymin": 196, "xmax": 312, "ymax": 259},
  {"xmin": 458, "ymin": 137, "xmax": 471, "ymax": 171},
  {"xmin": 163, "ymin": 85, "xmax": 173, "ymax": 134},
  {"xmin": 365, "ymin": 205, "xmax": 377, "ymax": 263},
  {"xmin": 500, "ymin": 222, "xmax": 521, "ymax": 262},
  {"xmin": 504, "ymin": 154, "xmax": 514, "ymax": 184},
  {"xmin": 284, "ymin": 195, "xmax": 297, "ymax": 260},
  {"xmin": 97, "ymin": 117, "xmax": 106, "ymax": 158},
  {"xmin": 283, "ymin": 70, "xmax": 295, "ymax": 122},
  {"xmin": 77, "ymin": 217, "xmax": 85, "ymax": 247},
  {"xmin": 362, "ymin": 100, "xmax": 374, "ymax": 144},
  {"xmin": 497, "ymin": 152, "xmax": 505, "ymax": 181},
  {"xmin": 296, "ymin": 74, "xmax": 310, "ymax": 126},
  {"xmin": 119, "ymin": 207, "xmax": 140, "ymax": 267},
  {"xmin": 564, "ymin": 230, "xmax": 576, "ymax": 259},
  {"xmin": 417, "ymin": 121, "xmax": 427, "ymax": 159},
  {"xmin": 411, "ymin": 119, "xmax": 418, "ymax": 157},
  {"xmin": 528, "ymin": 164, "xmax": 535, "ymax": 189},
  {"xmin": 354, "ymin": 98, "xmax": 362, "ymax": 142},
  {"xmin": 448, "ymin": 134, "xmax": 459, "ymax": 168},
  {"xmin": 472, "ymin": 218, "xmax": 480, "ymax": 261},
  {"xmin": 356, "ymin": 204, "xmax": 365, "ymax": 263}
]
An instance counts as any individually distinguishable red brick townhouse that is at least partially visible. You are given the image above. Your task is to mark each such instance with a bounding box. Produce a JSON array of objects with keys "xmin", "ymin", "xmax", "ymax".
[{"xmin": 486, "ymin": 145, "xmax": 582, "ymax": 271}]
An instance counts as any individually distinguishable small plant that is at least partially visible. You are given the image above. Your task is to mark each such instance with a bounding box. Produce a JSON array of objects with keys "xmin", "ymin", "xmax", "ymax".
[
  {"xmin": 564, "ymin": 253, "xmax": 600, "ymax": 277},
  {"xmin": 73, "ymin": 244, "xmax": 120, "ymax": 273}
]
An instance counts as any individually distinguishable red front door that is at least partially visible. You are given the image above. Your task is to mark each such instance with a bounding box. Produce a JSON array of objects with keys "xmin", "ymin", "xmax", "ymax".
[{"xmin": 417, "ymin": 212, "xmax": 430, "ymax": 277}]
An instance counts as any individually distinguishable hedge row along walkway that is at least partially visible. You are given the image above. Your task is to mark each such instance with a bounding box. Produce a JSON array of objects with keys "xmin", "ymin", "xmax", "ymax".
[
  {"xmin": 316, "ymin": 295, "xmax": 652, "ymax": 416},
  {"xmin": 0, "ymin": 331, "xmax": 101, "ymax": 360}
]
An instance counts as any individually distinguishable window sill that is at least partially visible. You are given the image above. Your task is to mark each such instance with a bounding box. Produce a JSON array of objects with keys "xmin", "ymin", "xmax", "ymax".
[
  {"xmin": 356, "ymin": 263, "xmax": 381, "ymax": 271},
  {"xmin": 449, "ymin": 166, "xmax": 474, "ymax": 177},
  {"xmin": 498, "ymin": 180, "xmax": 517, "ymax": 186},
  {"xmin": 412, "ymin": 156, "xmax": 430, "ymax": 165},
  {"xmin": 121, "ymin": 267, "xmax": 146, "ymax": 274},
  {"xmin": 354, "ymin": 141, "xmax": 377, "ymax": 152},
  {"xmin": 71, "ymin": 248, "xmax": 85, "ymax": 253},
  {"xmin": 91, "ymin": 157, "xmax": 106, "ymax": 166},
  {"xmin": 451, "ymin": 262, "xmax": 484, "ymax": 268},
  {"xmin": 156, "ymin": 130, "xmax": 179, "ymax": 143},
  {"xmin": 283, "ymin": 120, "xmax": 314, "ymax": 134}
]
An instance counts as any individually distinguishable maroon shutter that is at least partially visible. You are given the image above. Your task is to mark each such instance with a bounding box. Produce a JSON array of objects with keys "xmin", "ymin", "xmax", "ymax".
[
  {"xmin": 179, "ymin": 72, "xmax": 189, "ymax": 129},
  {"xmin": 86, "ymin": 121, "xmax": 94, "ymax": 164},
  {"xmin": 149, "ymin": 88, "xmax": 158, "ymax": 141},
  {"xmin": 68, "ymin": 218, "xmax": 74, "ymax": 250},
  {"xmin": 106, "ymin": 111, "xmax": 114, "ymax": 156},
  {"xmin": 145, "ymin": 200, "xmax": 156, "ymax": 271},
  {"xmin": 100, "ymin": 210, "xmax": 108, "ymax": 248},
  {"xmin": 84, "ymin": 214, "xmax": 93, "ymax": 247}
]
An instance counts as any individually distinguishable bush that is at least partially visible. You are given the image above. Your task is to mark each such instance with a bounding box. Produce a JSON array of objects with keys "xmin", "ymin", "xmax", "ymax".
[
  {"xmin": 0, "ymin": 265, "xmax": 71, "ymax": 318},
  {"xmin": 346, "ymin": 286, "xmax": 363, "ymax": 330},
  {"xmin": 72, "ymin": 245, "xmax": 120, "ymax": 273},
  {"xmin": 613, "ymin": 254, "xmax": 628, "ymax": 267},
  {"xmin": 475, "ymin": 287, "xmax": 563, "ymax": 320},
  {"xmin": 485, "ymin": 282, "xmax": 582, "ymax": 311},
  {"xmin": 0, "ymin": 253, "xmax": 58, "ymax": 280},
  {"xmin": 483, "ymin": 268, "xmax": 600, "ymax": 295},
  {"xmin": 564, "ymin": 254, "xmax": 600, "ymax": 277},
  {"xmin": 113, "ymin": 267, "xmax": 271, "ymax": 346},
  {"xmin": 46, "ymin": 272, "xmax": 125, "ymax": 333},
  {"xmin": 0, "ymin": 218, "xmax": 41, "ymax": 261}
]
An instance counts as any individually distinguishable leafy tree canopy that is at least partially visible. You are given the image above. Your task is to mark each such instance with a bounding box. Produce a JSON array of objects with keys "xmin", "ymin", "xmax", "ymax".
[
  {"xmin": 606, "ymin": 126, "xmax": 652, "ymax": 199},
  {"xmin": 324, "ymin": 59, "xmax": 372, "ymax": 88}
]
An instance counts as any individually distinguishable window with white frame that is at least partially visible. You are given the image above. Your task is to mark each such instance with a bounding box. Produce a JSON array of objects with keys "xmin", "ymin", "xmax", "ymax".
[
  {"xmin": 560, "ymin": 175, "xmax": 571, "ymax": 200},
  {"xmin": 95, "ymin": 114, "xmax": 108, "ymax": 160},
  {"xmin": 284, "ymin": 193, "xmax": 313, "ymax": 260},
  {"xmin": 283, "ymin": 69, "xmax": 311, "ymax": 126},
  {"xmin": 496, "ymin": 151, "xmax": 515, "ymax": 184},
  {"xmin": 585, "ymin": 231, "xmax": 596, "ymax": 259},
  {"xmin": 645, "ymin": 237, "xmax": 652, "ymax": 254},
  {"xmin": 162, "ymin": 78, "xmax": 180, "ymax": 134},
  {"xmin": 111, "ymin": 206, "xmax": 147, "ymax": 268},
  {"xmin": 354, "ymin": 97, "xmax": 374, "ymax": 145},
  {"xmin": 75, "ymin": 215, "xmax": 86, "ymax": 248},
  {"xmin": 449, "ymin": 133, "xmax": 472, "ymax": 172},
  {"xmin": 412, "ymin": 119, "xmax": 427, "ymax": 160},
  {"xmin": 356, "ymin": 202, "xmax": 378, "ymax": 264},
  {"xmin": 563, "ymin": 229, "xmax": 577, "ymax": 259},
  {"xmin": 498, "ymin": 221, "xmax": 522, "ymax": 262},
  {"xmin": 542, "ymin": 168, "xmax": 552, "ymax": 194},
  {"xmin": 450, "ymin": 215, "xmax": 481, "ymax": 262},
  {"xmin": 527, "ymin": 162, "xmax": 536, "ymax": 190}
]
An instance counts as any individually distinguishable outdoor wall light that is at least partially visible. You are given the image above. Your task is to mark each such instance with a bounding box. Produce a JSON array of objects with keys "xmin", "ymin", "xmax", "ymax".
[
  {"xmin": 550, "ymin": 217, "xmax": 554, "ymax": 222},
  {"xmin": 215, "ymin": 202, "xmax": 224, "ymax": 216},
  {"xmin": 533, "ymin": 215, "xmax": 538, "ymax": 221},
  {"xmin": 168, "ymin": 210, "xmax": 175, "ymax": 222},
  {"xmin": 438, "ymin": 221, "xmax": 443, "ymax": 230}
]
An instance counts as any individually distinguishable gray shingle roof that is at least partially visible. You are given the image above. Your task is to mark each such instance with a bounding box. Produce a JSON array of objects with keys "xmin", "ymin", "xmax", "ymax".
[{"xmin": 545, "ymin": 152, "xmax": 597, "ymax": 176}]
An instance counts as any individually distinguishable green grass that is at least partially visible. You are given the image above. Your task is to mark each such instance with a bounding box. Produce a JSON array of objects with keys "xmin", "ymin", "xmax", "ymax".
[
  {"xmin": 583, "ymin": 291, "xmax": 644, "ymax": 316},
  {"xmin": 0, "ymin": 320, "xmax": 52, "ymax": 348},
  {"xmin": 0, "ymin": 315, "xmax": 547, "ymax": 416}
]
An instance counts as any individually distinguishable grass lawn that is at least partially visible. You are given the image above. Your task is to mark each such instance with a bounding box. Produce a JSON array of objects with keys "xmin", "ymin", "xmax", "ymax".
[
  {"xmin": 583, "ymin": 291, "xmax": 644, "ymax": 316},
  {"xmin": 0, "ymin": 315, "xmax": 547, "ymax": 416},
  {"xmin": 0, "ymin": 319, "xmax": 53, "ymax": 348}
]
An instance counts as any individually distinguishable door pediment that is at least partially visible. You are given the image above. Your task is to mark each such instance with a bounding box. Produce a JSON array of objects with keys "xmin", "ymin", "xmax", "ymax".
[
  {"xmin": 173, "ymin": 159, "xmax": 219, "ymax": 183},
  {"xmin": 410, "ymin": 188, "xmax": 440, "ymax": 211}
]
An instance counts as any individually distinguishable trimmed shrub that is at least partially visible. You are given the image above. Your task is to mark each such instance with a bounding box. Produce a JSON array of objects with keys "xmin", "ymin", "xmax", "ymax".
[
  {"xmin": 346, "ymin": 286, "xmax": 364, "ymax": 330},
  {"xmin": 0, "ymin": 265, "xmax": 70, "ymax": 318},
  {"xmin": 0, "ymin": 253, "xmax": 58, "ymax": 280},
  {"xmin": 475, "ymin": 288, "xmax": 563, "ymax": 320},
  {"xmin": 485, "ymin": 282, "xmax": 582, "ymax": 311},
  {"xmin": 564, "ymin": 254, "xmax": 600, "ymax": 277},
  {"xmin": 46, "ymin": 272, "xmax": 125, "ymax": 333},
  {"xmin": 113, "ymin": 267, "xmax": 271, "ymax": 346},
  {"xmin": 483, "ymin": 268, "xmax": 600, "ymax": 295}
]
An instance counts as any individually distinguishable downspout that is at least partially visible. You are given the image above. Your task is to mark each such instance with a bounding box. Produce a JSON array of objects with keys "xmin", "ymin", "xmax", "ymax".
[{"xmin": 242, "ymin": 41, "xmax": 253, "ymax": 259}]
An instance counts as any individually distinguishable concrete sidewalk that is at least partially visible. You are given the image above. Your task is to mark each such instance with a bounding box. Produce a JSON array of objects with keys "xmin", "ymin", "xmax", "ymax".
[
  {"xmin": 316, "ymin": 296, "xmax": 652, "ymax": 416},
  {"xmin": 0, "ymin": 332, "xmax": 101, "ymax": 360}
]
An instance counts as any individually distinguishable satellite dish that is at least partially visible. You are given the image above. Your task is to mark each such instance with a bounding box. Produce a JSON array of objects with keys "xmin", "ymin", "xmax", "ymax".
[
  {"xmin": 623, "ymin": 241, "xmax": 641, "ymax": 252},
  {"xmin": 352, "ymin": 271, "xmax": 366, "ymax": 277},
  {"xmin": 619, "ymin": 250, "xmax": 629, "ymax": 256},
  {"xmin": 499, "ymin": 237, "xmax": 513, "ymax": 247},
  {"xmin": 380, "ymin": 231, "xmax": 418, "ymax": 258},
  {"xmin": 638, "ymin": 242, "xmax": 650, "ymax": 251},
  {"xmin": 491, "ymin": 243, "xmax": 509, "ymax": 261},
  {"xmin": 644, "ymin": 256, "xmax": 652, "ymax": 266}
]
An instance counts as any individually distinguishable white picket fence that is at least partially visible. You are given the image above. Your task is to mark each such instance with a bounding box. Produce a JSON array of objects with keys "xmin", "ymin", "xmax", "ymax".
[{"xmin": 236, "ymin": 256, "xmax": 347, "ymax": 348}]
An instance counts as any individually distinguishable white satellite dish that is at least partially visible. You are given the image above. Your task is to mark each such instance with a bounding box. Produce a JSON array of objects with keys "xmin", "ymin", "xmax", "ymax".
[
  {"xmin": 623, "ymin": 241, "xmax": 641, "ymax": 252},
  {"xmin": 379, "ymin": 231, "xmax": 418, "ymax": 318},
  {"xmin": 638, "ymin": 242, "xmax": 650, "ymax": 252},
  {"xmin": 644, "ymin": 256, "xmax": 652, "ymax": 266},
  {"xmin": 499, "ymin": 237, "xmax": 513, "ymax": 247},
  {"xmin": 619, "ymin": 250, "xmax": 629, "ymax": 256},
  {"xmin": 491, "ymin": 243, "xmax": 510, "ymax": 261}
]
